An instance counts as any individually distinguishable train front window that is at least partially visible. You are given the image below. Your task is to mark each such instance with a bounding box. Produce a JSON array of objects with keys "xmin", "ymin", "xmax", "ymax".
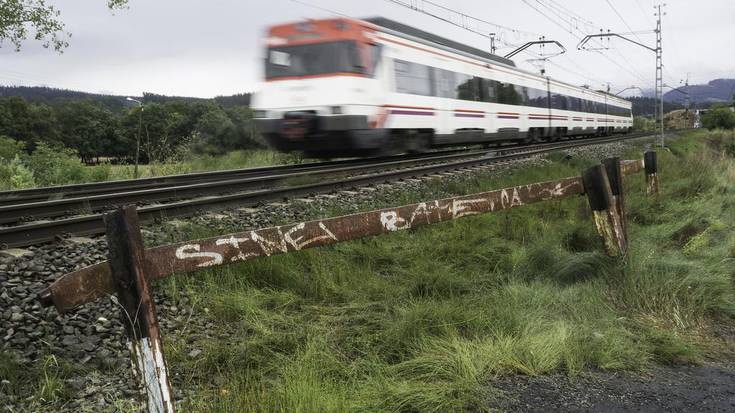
[{"xmin": 266, "ymin": 41, "xmax": 367, "ymax": 79}]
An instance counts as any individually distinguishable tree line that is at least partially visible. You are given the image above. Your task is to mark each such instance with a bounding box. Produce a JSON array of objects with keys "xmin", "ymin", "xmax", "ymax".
[{"xmin": 0, "ymin": 95, "xmax": 262, "ymax": 164}]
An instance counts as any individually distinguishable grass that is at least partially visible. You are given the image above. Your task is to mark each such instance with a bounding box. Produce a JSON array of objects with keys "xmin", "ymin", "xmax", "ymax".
[
  {"xmin": 143, "ymin": 129, "xmax": 735, "ymax": 412},
  {"xmin": 105, "ymin": 149, "xmax": 305, "ymax": 181},
  {"xmin": 0, "ymin": 148, "xmax": 304, "ymax": 190},
  {"xmin": 8, "ymin": 130, "xmax": 735, "ymax": 412}
]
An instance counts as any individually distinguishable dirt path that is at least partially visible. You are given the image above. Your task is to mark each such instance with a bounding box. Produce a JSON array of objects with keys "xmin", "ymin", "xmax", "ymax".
[{"xmin": 494, "ymin": 362, "xmax": 735, "ymax": 412}]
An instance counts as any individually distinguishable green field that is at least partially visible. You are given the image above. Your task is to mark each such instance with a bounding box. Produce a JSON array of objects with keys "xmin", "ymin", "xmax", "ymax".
[
  {"xmin": 0, "ymin": 146, "xmax": 302, "ymax": 191},
  {"xmin": 154, "ymin": 130, "xmax": 735, "ymax": 412},
  {"xmin": 5, "ymin": 130, "xmax": 735, "ymax": 412}
]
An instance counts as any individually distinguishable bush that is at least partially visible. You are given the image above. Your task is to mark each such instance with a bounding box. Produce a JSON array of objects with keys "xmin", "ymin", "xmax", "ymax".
[
  {"xmin": 633, "ymin": 116, "xmax": 655, "ymax": 132},
  {"xmin": 23, "ymin": 142, "xmax": 86, "ymax": 186},
  {"xmin": 701, "ymin": 104, "xmax": 735, "ymax": 130},
  {"xmin": 0, "ymin": 135, "xmax": 24, "ymax": 161},
  {"xmin": 0, "ymin": 155, "xmax": 36, "ymax": 190}
]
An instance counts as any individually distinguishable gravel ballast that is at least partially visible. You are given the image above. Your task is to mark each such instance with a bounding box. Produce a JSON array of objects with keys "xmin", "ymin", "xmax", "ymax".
[{"xmin": 6, "ymin": 138, "xmax": 720, "ymax": 412}]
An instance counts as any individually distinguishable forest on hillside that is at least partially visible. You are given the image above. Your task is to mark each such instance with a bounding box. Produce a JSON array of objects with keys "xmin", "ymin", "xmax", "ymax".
[{"xmin": 0, "ymin": 87, "xmax": 259, "ymax": 164}]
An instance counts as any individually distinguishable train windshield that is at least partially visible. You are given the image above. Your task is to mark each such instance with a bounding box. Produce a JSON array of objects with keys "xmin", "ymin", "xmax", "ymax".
[{"xmin": 265, "ymin": 40, "xmax": 367, "ymax": 79}]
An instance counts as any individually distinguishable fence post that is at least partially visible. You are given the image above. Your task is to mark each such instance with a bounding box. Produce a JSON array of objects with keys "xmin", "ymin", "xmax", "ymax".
[
  {"xmin": 105, "ymin": 206, "xmax": 175, "ymax": 413},
  {"xmin": 583, "ymin": 164, "xmax": 627, "ymax": 257},
  {"xmin": 602, "ymin": 157, "xmax": 628, "ymax": 245},
  {"xmin": 644, "ymin": 151, "xmax": 659, "ymax": 195}
]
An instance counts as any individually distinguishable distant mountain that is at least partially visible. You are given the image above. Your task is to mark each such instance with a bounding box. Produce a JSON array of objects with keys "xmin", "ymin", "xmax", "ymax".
[
  {"xmin": 0, "ymin": 86, "xmax": 251, "ymax": 112},
  {"xmin": 664, "ymin": 78, "xmax": 735, "ymax": 105},
  {"xmin": 629, "ymin": 96, "xmax": 683, "ymax": 117}
]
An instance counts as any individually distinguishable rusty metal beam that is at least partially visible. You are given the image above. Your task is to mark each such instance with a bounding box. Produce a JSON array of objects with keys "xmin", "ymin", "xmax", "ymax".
[{"xmin": 41, "ymin": 175, "xmax": 586, "ymax": 312}]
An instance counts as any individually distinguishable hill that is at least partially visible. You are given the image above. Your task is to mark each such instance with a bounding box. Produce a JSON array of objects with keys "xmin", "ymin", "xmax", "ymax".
[
  {"xmin": 664, "ymin": 78, "xmax": 735, "ymax": 105},
  {"xmin": 0, "ymin": 86, "xmax": 251, "ymax": 112}
]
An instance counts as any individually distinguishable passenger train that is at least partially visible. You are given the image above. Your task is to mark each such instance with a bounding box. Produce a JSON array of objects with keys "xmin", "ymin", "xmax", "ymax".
[{"xmin": 253, "ymin": 17, "xmax": 633, "ymax": 157}]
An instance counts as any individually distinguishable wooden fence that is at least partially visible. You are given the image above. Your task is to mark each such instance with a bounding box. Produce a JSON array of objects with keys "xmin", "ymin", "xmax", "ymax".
[{"xmin": 40, "ymin": 152, "xmax": 658, "ymax": 413}]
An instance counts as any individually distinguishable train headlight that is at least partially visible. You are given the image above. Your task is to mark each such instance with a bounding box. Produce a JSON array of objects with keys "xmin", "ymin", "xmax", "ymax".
[{"xmin": 330, "ymin": 106, "xmax": 343, "ymax": 115}]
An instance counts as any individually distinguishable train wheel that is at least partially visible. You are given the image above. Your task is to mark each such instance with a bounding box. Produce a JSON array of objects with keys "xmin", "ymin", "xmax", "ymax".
[
  {"xmin": 408, "ymin": 133, "xmax": 431, "ymax": 153},
  {"xmin": 378, "ymin": 133, "xmax": 404, "ymax": 157},
  {"xmin": 522, "ymin": 129, "xmax": 536, "ymax": 145}
]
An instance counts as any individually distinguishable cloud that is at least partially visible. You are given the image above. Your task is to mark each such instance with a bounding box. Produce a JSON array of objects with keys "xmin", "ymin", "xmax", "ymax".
[{"xmin": 1, "ymin": 0, "xmax": 733, "ymax": 97}]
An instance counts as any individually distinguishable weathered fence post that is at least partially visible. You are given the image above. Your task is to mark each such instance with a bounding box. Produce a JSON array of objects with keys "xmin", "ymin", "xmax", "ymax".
[
  {"xmin": 644, "ymin": 151, "xmax": 659, "ymax": 195},
  {"xmin": 583, "ymin": 164, "xmax": 627, "ymax": 257},
  {"xmin": 602, "ymin": 157, "xmax": 628, "ymax": 245},
  {"xmin": 105, "ymin": 206, "xmax": 175, "ymax": 413}
]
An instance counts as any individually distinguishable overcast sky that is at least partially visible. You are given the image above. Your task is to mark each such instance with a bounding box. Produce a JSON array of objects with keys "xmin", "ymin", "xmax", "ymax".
[{"xmin": 1, "ymin": 0, "xmax": 732, "ymax": 98}]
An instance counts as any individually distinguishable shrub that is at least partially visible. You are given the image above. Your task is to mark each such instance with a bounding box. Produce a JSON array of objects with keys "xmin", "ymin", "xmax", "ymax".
[
  {"xmin": 701, "ymin": 104, "xmax": 735, "ymax": 130},
  {"xmin": 23, "ymin": 142, "xmax": 86, "ymax": 186},
  {"xmin": 0, "ymin": 135, "xmax": 24, "ymax": 161},
  {"xmin": 0, "ymin": 155, "xmax": 36, "ymax": 190}
]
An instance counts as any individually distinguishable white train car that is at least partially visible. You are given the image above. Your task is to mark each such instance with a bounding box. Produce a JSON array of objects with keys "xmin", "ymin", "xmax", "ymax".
[{"xmin": 253, "ymin": 17, "xmax": 633, "ymax": 156}]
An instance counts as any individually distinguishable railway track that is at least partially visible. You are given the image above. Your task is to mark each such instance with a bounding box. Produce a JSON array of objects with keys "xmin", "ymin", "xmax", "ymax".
[{"xmin": 0, "ymin": 132, "xmax": 665, "ymax": 248}]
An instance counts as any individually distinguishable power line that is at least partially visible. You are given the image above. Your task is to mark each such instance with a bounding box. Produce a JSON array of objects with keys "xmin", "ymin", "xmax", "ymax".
[
  {"xmin": 415, "ymin": 0, "xmax": 542, "ymax": 36},
  {"xmin": 532, "ymin": 0, "xmax": 650, "ymax": 84},
  {"xmin": 523, "ymin": 0, "xmax": 649, "ymax": 85},
  {"xmin": 536, "ymin": 0, "xmax": 647, "ymax": 82},
  {"xmin": 383, "ymin": 0, "xmax": 542, "ymax": 48},
  {"xmin": 546, "ymin": 0, "xmax": 596, "ymax": 27},
  {"xmin": 289, "ymin": 0, "xmax": 350, "ymax": 17},
  {"xmin": 605, "ymin": 0, "xmax": 645, "ymax": 44},
  {"xmin": 635, "ymin": 0, "xmax": 655, "ymax": 27}
]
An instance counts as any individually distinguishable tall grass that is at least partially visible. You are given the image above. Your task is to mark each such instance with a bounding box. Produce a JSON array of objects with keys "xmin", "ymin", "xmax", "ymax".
[
  {"xmin": 15, "ymin": 130, "xmax": 735, "ymax": 411},
  {"xmin": 147, "ymin": 130, "xmax": 735, "ymax": 412},
  {"xmin": 0, "ymin": 146, "xmax": 303, "ymax": 190}
]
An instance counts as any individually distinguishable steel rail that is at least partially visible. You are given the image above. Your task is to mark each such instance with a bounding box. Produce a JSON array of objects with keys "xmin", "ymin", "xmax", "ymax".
[
  {"xmin": 0, "ymin": 148, "xmax": 475, "ymax": 205},
  {"xmin": 0, "ymin": 132, "xmax": 663, "ymax": 248},
  {"xmin": 0, "ymin": 149, "xmax": 498, "ymax": 224},
  {"xmin": 0, "ymin": 133, "xmax": 654, "ymax": 224}
]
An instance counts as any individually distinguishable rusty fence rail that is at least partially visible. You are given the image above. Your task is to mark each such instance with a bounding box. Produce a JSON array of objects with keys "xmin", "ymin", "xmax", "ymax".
[{"xmin": 39, "ymin": 152, "xmax": 658, "ymax": 412}]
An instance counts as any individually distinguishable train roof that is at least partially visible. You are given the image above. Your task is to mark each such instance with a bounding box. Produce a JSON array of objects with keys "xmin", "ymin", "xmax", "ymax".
[
  {"xmin": 364, "ymin": 17, "xmax": 516, "ymax": 68},
  {"xmin": 363, "ymin": 17, "xmax": 630, "ymax": 107}
]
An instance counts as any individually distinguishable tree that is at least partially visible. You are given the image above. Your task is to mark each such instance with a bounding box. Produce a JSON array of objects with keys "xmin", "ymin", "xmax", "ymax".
[
  {"xmin": 0, "ymin": 135, "xmax": 24, "ymax": 160},
  {"xmin": 701, "ymin": 104, "xmax": 735, "ymax": 130},
  {"xmin": 0, "ymin": 96, "xmax": 60, "ymax": 149},
  {"xmin": 193, "ymin": 107, "xmax": 238, "ymax": 155},
  {"xmin": 0, "ymin": 0, "xmax": 128, "ymax": 52},
  {"xmin": 54, "ymin": 100, "xmax": 121, "ymax": 162},
  {"xmin": 226, "ymin": 106, "xmax": 262, "ymax": 148}
]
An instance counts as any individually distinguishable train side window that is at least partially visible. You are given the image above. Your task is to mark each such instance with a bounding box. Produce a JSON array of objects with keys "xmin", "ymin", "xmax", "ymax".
[
  {"xmin": 434, "ymin": 68, "xmax": 455, "ymax": 98},
  {"xmin": 551, "ymin": 93, "xmax": 568, "ymax": 110},
  {"xmin": 483, "ymin": 79, "xmax": 498, "ymax": 103},
  {"xmin": 515, "ymin": 85, "xmax": 528, "ymax": 105},
  {"xmin": 497, "ymin": 82, "xmax": 521, "ymax": 105},
  {"xmin": 455, "ymin": 73, "xmax": 473, "ymax": 101},
  {"xmin": 527, "ymin": 87, "xmax": 547, "ymax": 108},
  {"xmin": 394, "ymin": 59, "xmax": 432, "ymax": 96},
  {"xmin": 567, "ymin": 97, "xmax": 578, "ymax": 111},
  {"xmin": 367, "ymin": 43, "xmax": 383, "ymax": 76},
  {"xmin": 472, "ymin": 77, "xmax": 484, "ymax": 101}
]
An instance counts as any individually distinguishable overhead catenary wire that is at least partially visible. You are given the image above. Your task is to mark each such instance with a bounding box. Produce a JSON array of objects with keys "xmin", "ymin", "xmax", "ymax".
[
  {"xmin": 387, "ymin": 0, "xmax": 542, "ymax": 37},
  {"xmin": 383, "ymin": 0, "xmax": 542, "ymax": 49},
  {"xmin": 289, "ymin": 0, "xmax": 350, "ymax": 17},
  {"xmin": 524, "ymin": 0, "xmax": 650, "ymax": 86},
  {"xmin": 635, "ymin": 0, "xmax": 656, "ymax": 27},
  {"xmin": 386, "ymin": 0, "xmax": 609, "ymax": 86},
  {"xmin": 605, "ymin": 0, "xmax": 646, "ymax": 44},
  {"xmin": 531, "ymin": 0, "xmax": 651, "ymax": 85}
]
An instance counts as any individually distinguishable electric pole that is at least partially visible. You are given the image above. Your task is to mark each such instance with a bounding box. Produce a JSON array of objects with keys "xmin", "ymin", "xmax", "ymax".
[
  {"xmin": 654, "ymin": 4, "xmax": 665, "ymax": 148},
  {"xmin": 577, "ymin": 3, "xmax": 666, "ymax": 146},
  {"xmin": 490, "ymin": 33, "xmax": 497, "ymax": 55}
]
